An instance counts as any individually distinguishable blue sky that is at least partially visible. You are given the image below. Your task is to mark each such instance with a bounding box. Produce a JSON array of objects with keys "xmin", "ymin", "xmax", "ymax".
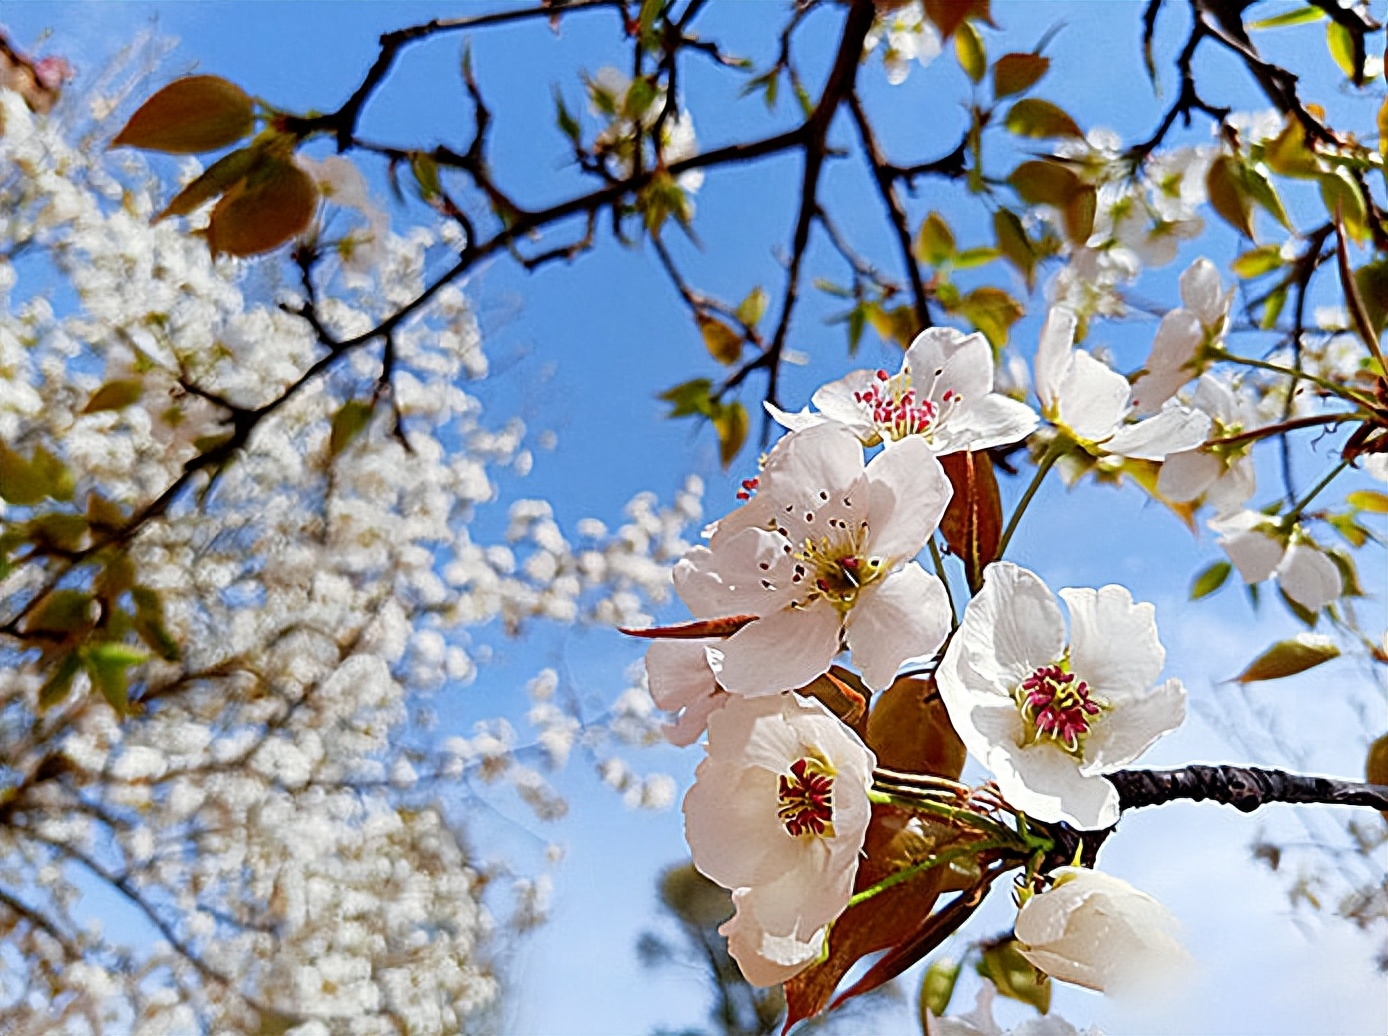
[{"xmin": 3, "ymin": 2, "xmax": 1385, "ymax": 1033}]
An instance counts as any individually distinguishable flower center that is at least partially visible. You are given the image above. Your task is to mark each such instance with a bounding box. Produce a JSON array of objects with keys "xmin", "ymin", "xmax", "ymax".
[
  {"xmin": 777, "ymin": 757, "xmax": 836, "ymax": 838},
  {"xmin": 793, "ymin": 534, "xmax": 884, "ymax": 611},
  {"xmin": 855, "ymin": 368, "xmax": 959, "ymax": 442},
  {"xmin": 1014, "ymin": 664, "xmax": 1105, "ymax": 755}
]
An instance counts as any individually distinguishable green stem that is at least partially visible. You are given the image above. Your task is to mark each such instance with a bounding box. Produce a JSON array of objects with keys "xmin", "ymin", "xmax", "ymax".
[
  {"xmin": 995, "ymin": 438, "xmax": 1066, "ymax": 561},
  {"xmin": 846, "ymin": 839, "xmax": 1016, "ymax": 909},
  {"xmin": 928, "ymin": 536, "xmax": 958, "ymax": 629},
  {"xmin": 867, "ymin": 790, "xmax": 1021, "ymax": 843},
  {"xmin": 1284, "ymin": 457, "xmax": 1351, "ymax": 524},
  {"xmin": 1209, "ymin": 347, "xmax": 1371, "ymax": 407}
]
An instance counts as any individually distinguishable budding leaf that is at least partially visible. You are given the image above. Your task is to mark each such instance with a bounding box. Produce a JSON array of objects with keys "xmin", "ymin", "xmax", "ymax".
[
  {"xmin": 939, "ymin": 451, "xmax": 1002, "ymax": 593},
  {"xmin": 0, "ymin": 444, "xmax": 47, "ymax": 505},
  {"xmin": 38, "ymin": 653, "xmax": 83, "ymax": 713},
  {"xmin": 697, "ymin": 315, "xmax": 743, "ymax": 366},
  {"xmin": 919, "ymin": 958, "xmax": 962, "ymax": 1023},
  {"xmin": 866, "ymin": 675, "xmax": 966, "ymax": 779},
  {"xmin": 1348, "ymin": 489, "xmax": 1388, "ymax": 513},
  {"xmin": 993, "ymin": 207, "xmax": 1037, "ymax": 289},
  {"xmin": 954, "ymin": 21, "xmax": 986, "ymax": 83},
  {"xmin": 958, "ymin": 286, "xmax": 1023, "ymax": 348},
  {"xmin": 207, "ymin": 157, "xmax": 318, "ymax": 258},
  {"xmin": 734, "ymin": 286, "xmax": 768, "ymax": 328},
  {"xmin": 992, "ymin": 52, "xmax": 1049, "ymax": 97},
  {"xmin": 1003, "ymin": 98, "xmax": 1082, "ymax": 140},
  {"xmin": 1249, "ymin": 5, "xmax": 1324, "ymax": 29},
  {"xmin": 1190, "ymin": 559, "xmax": 1232, "ymax": 599},
  {"xmin": 658, "ymin": 378, "xmax": 714, "ymax": 418},
  {"xmin": 712, "ymin": 400, "xmax": 747, "ymax": 468},
  {"xmin": 1353, "ymin": 262, "xmax": 1388, "ymax": 335},
  {"xmin": 1231, "ymin": 245, "xmax": 1284, "ymax": 279},
  {"xmin": 1008, "ymin": 159, "xmax": 1080, "ymax": 206},
  {"xmin": 24, "ymin": 590, "xmax": 94, "ymax": 636},
  {"xmin": 111, "ymin": 75, "xmax": 255, "ymax": 154},
  {"xmin": 83, "ymin": 379, "xmax": 145, "ymax": 414},
  {"xmin": 329, "ymin": 398, "xmax": 374, "ymax": 457},
  {"xmin": 84, "ymin": 642, "xmax": 147, "ymax": 717},
  {"xmin": 978, "ymin": 939, "xmax": 1051, "ymax": 1014},
  {"xmin": 1325, "ymin": 21, "xmax": 1359, "ymax": 82},
  {"xmin": 1234, "ymin": 633, "xmax": 1340, "ymax": 683},
  {"xmin": 1320, "ymin": 166, "xmax": 1369, "ymax": 243},
  {"xmin": 1206, "ymin": 155, "xmax": 1255, "ymax": 238},
  {"xmin": 915, "ymin": 212, "xmax": 956, "ymax": 267}
]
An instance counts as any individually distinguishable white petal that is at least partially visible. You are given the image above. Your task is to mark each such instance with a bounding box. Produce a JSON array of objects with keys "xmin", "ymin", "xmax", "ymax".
[
  {"xmin": 764, "ymin": 401, "xmax": 827, "ymax": 435},
  {"xmin": 715, "ymin": 601, "xmax": 843, "ymax": 696},
  {"xmin": 959, "ymin": 562, "xmax": 1067, "ymax": 686},
  {"xmin": 1156, "ymin": 449, "xmax": 1220, "ymax": 502},
  {"xmin": 664, "ymin": 689, "xmax": 728, "ymax": 747},
  {"xmin": 944, "ymin": 394, "xmax": 1040, "ymax": 454},
  {"xmin": 1034, "ymin": 307, "xmax": 1078, "ymax": 411},
  {"xmin": 864, "ymin": 436, "xmax": 951, "ymax": 562},
  {"xmin": 845, "ymin": 563, "xmax": 951, "ymax": 689},
  {"xmin": 1103, "ymin": 402, "xmax": 1211, "ymax": 460},
  {"xmin": 1060, "ymin": 584, "xmax": 1164, "ymax": 701},
  {"xmin": 1179, "ymin": 257, "xmax": 1225, "ymax": 328},
  {"xmin": 910, "ymin": 327, "xmax": 993, "ymax": 406},
  {"xmin": 1129, "ymin": 365, "xmax": 1195, "ymax": 419},
  {"xmin": 810, "ymin": 370, "xmax": 882, "ymax": 444},
  {"xmin": 1080, "ymin": 677, "xmax": 1186, "ymax": 773},
  {"xmin": 1056, "ymin": 350, "xmax": 1129, "ymax": 444},
  {"xmin": 1277, "ymin": 544, "xmax": 1341, "ymax": 611},
  {"xmin": 674, "ymin": 530, "xmax": 796, "ymax": 616},
  {"xmin": 1203, "ymin": 456, "xmax": 1256, "ymax": 516},
  {"xmin": 1145, "ymin": 309, "xmax": 1202, "ymax": 372},
  {"xmin": 991, "ymin": 738, "xmax": 1120, "ymax": 829},
  {"xmin": 1212, "ymin": 513, "xmax": 1282, "ymax": 583},
  {"xmin": 720, "ymin": 891, "xmax": 826, "ymax": 987},
  {"xmin": 646, "ymin": 639, "xmax": 718, "ymax": 710},
  {"xmin": 1189, "ymin": 372, "xmax": 1236, "ymax": 422}
]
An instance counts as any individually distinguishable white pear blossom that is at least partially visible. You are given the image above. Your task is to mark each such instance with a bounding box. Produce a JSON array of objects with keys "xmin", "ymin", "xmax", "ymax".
[
  {"xmin": 1130, "ymin": 259, "xmax": 1233, "ymax": 415},
  {"xmin": 674, "ymin": 422, "xmax": 953, "ymax": 694},
  {"xmin": 1156, "ymin": 374, "xmax": 1257, "ymax": 516},
  {"xmin": 767, "ymin": 327, "xmax": 1038, "ymax": 454},
  {"xmin": 864, "ymin": 1, "xmax": 942, "ymax": 85},
  {"xmin": 1035, "ymin": 307, "xmax": 1210, "ymax": 459},
  {"xmin": 927, "ymin": 980, "xmax": 1103, "ymax": 1036},
  {"xmin": 1210, "ymin": 511, "xmax": 1342, "ymax": 612},
  {"xmin": 937, "ymin": 562, "xmax": 1186, "ymax": 829},
  {"xmin": 644, "ymin": 638, "xmax": 727, "ymax": 746},
  {"xmin": 1015, "ymin": 867, "xmax": 1192, "ymax": 995},
  {"xmin": 684, "ymin": 692, "xmax": 875, "ymax": 985}
]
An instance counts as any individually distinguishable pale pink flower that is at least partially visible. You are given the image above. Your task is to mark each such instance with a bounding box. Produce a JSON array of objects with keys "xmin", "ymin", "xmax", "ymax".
[
  {"xmin": 1210, "ymin": 511, "xmax": 1342, "ymax": 612},
  {"xmin": 767, "ymin": 327, "xmax": 1038, "ymax": 454},
  {"xmin": 683, "ymin": 692, "xmax": 875, "ymax": 985},
  {"xmin": 1035, "ymin": 308, "xmax": 1210, "ymax": 460},
  {"xmin": 1015, "ymin": 867, "xmax": 1192, "ymax": 995},
  {"xmin": 676, "ymin": 422, "xmax": 952, "ymax": 693},
  {"xmin": 937, "ymin": 563, "xmax": 1186, "ymax": 829}
]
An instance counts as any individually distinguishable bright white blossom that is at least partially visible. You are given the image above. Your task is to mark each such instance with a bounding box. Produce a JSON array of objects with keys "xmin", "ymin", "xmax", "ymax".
[
  {"xmin": 675, "ymin": 423, "xmax": 953, "ymax": 693},
  {"xmin": 1131, "ymin": 259, "xmax": 1233, "ymax": 415},
  {"xmin": 684, "ymin": 692, "xmax": 875, "ymax": 985},
  {"xmin": 1015, "ymin": 867, "xmax": 1192, "ymax": 995},
  {"xmin": 1210, "ymin": 511, "xmax": 1343, "ymax": 612},
  {"xmin": 1035, "ymin": 306, "xmax": 1210, "ymax": 459},
  {"xmin": 938, "ymin": 563, "xmax": 1186, "ymax": 829},
  {"xmin": 864, "ymin": 2, "xmax": 942, "ymax": 85},
  {"xmin": 767, "ymin": 327, "xmax": 1038, "ymax": 454},
  {"xmin": 1156, "ymin": 374, "xmax": 1257, "ymax": 516}
]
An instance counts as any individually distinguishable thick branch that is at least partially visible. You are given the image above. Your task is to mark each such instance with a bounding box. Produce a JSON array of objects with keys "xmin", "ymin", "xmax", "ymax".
[{"xmin": 1110, "ymin": 765, "xmax": 1388, "ymax": 814}]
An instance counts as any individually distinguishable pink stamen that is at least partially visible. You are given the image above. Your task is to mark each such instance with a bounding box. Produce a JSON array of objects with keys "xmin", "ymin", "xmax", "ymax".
[{"xmin": 1018, "ymin": 664, "xmax": 1102, "ymax": 752}]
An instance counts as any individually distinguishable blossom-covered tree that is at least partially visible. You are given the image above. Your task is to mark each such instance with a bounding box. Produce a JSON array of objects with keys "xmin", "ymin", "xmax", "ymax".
[{"xmin": 1, "ymin": 1, "xmax": 1387, "ymax": 1033}]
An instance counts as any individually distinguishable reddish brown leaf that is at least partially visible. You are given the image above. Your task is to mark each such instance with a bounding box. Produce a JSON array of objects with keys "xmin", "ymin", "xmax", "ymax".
[
  {"xmin": 618, "ymin": 614, "xmax": 758, "ymax": 639},
  {"xmin": 111, "ymin": 74, "xmax": 254, "ymax": 154},
  {"xmin": 866, "ymin": 675, "xmax": 965, "ymax": 780},
  {"xmin": 801, "ymin": 666, "xmax": 870, "ymax": 733},
  {"xmin": 923, "ymin": 0, "xmax": 992, "ymax": 40},
  {"xmin": 939, "ymin": 451, "xmax": 1002, "ymax": 592},
  {"xmin": 206, "ymin": 157, "xmax": 318, "ymax": 258}
]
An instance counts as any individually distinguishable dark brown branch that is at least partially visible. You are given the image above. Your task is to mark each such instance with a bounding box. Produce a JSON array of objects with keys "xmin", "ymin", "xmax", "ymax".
[{"xmin": 1110, "ymin": 765, "xmax": 1388, "ymax": 814}]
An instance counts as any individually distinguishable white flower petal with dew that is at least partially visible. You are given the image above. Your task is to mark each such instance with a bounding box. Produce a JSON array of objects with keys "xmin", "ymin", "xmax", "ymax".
[
  {"xmin": 1015, "ymin": 867, "xmax": 1192, "ymax": 996},
  {"xmin": 937, "ymin": 563, "xmax": 1185, "ymax": 829}
]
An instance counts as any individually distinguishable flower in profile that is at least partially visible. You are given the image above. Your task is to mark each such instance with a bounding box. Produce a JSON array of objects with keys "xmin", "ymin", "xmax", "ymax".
[
  {"xmin": 683, "ymin": 692, "xmax": 875, "ymax": 985},
  {"xmin": 675, "ymin": 422, "xmax": 953, "ymax": 694},
  {"xmin": 1209, "ymin": 511, "xmax": 1342, "ymax": 612},
  {"xmin": 937, "ymin": 562, "xmax": 1186, "ymax": 829},
  {"xmin": 1156, "ymin": 374, "xmax": 1257, "ymax": 516},
  {"xmin": 1130, "ymin": 258, "xmax": 1234, "ymax": 415},
  {"xmin": 644, "ymin": 639, "xmax": 727, "ymax": 747},
  {"xmin": 1015, "ymin": 867, "xmax": 1192, "ymax": 995},
  {"xmin": 767, "ymin": 327, "xmax": 1038, "ymax": 455},
  {"xmin": 1034, "ymin": 307, "xmax": 1210, "ymax": 460}
]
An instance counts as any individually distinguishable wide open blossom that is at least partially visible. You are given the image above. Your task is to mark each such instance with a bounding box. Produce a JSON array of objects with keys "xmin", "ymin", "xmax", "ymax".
[
  {"xmin": 767, "ymin": 327, "xmax": 1038, "ymax": 454},
  {"xmin": 937, "ymin": 563, "xmax": 1186, "ymax": 829},
  {"xmin": 676, "ymin": 422, "xmax": 952, "ymax": 694},
  {"xmin": 684, "ymin": 692, "xmax": 875, "ymax": 985},
  {"xmin": 1130, "ymin": 258, "xmax": 1234, "ymax": 415},
  {"xmin": 1210, "ymin": 510, "xmax": 1342, "ymax": 612},
  {"xmin": 1015, "ymin": 867, "xmax": 1192, "ymax": 995},
  {"xmin": 1035, "ymin": 307, "xmax": 1210, "ymax": 460},
  {"xmin": 1156, "ymin": 374, "xmax": 1257, "ymax": 516}
]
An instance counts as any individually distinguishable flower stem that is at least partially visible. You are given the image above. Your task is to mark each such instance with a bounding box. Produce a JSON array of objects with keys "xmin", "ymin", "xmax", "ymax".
[
  {"xmin": 928, "ymin": 536, "xmax": 958, "ymax": 629},
  {"xmin": 1208, "ymin": 346, "xmax": 1371, "ymax": 407},
  {"xmin": 1283, "ymin": 457, "xmax": 1350, "ymax": 524},
  {"xmin": 846, "ymin": 839, "xmax": 1018, "ymax": 909},
  {"xmin": 996, "ymin": 438, "xmax": 1066, "ymax": 562}
]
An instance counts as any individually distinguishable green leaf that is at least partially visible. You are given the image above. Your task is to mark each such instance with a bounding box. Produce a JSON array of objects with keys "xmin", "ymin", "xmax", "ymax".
[
  {"xmin": 83, "ymin": 379, "xmax": 145, "ymax": 414},
  {"xmin": 1261, "ymin": 285, "xmax": 1288, "ymax": 329},
  {"xmin": 38, "ymin": 653, "xmax": 83, "ymax": 712},
  {"xmin": 735, "ymin": 286, "xmax": 769, "ymax": 328},
  {"xmin": 1264, "ymin": 119, "xmax": 1322, "ymax": 178},
  {"xmin": 919, "ymin": 958, "xmax": 961, "ymax": 1023},
  {"xmin": 698, "ymin": 315, "xmax": 743, "ymax": 366},
  {"xmin": 1326, "ymin": 21, "xmax": 1357, "ymax": 80},
  {"xmin": 24, "ymin": 590, "xmax": 94, "ymax": 635},
  {"xmin": 954, "ymin": 21, "xmax": 986, "ymax": 83},
  {"xmin": 1320, "ymin": 166, "xmax": 1369, "ymax": 243},
  {"xmin": 1249, "ymin": 6, "xmax": 1325, "ymax": 29},
  {"xmin": 639, "ymin": 170, "xmax": 691, "ymax": 236},
  {"xmin": 329, "ymin": 399, "xmax": 374, "ymax": 457},
  {"xmin": 84, "ymin": 642, "xmax": 147, "ymax": 717},
  {"xmin": 1348, "ymin": 489, "xmax": 1388, "ymax": 513},
  {"xmin": 623, "ymin": 75, "xmax": 660, "ymax": 122},
  {"xmin": 953, "ymin": 246, "xmax": 1000, "ymax": 269},
  {"xmin": 1003, "ymin": 98, "xmax": 1082, "ymax": 140},
  {"xmin": 978, "ymin": 939, "xmax": 1051, "ymax": 1015},
  {"xmin": 1231, "ymin": 245, "xmax": 1285, "ymax": 279},
  {"xmin": 410, "ymin": 152, "xmax": 442, "ymax": 202},
  {"xmin": 992, "ymin": 52, "xmax": 1049, "ymax": 98},
  {"xmin": 1008, "ymin": 159, "xmax": 1080, "ymax": 206},
  {"xmin": 28, "ymin": 513, "xmax": 88, "ymax": 553},
  {"xmin": 553, "ymin": 88, "xmax": 581, "ymax": 143},
  {"xmin": 711, "ymin": 400, "xmax": 748, "ymax": 468},
  {"xmin": 1234, "ymin": 633, "xmax": 1340, "ymax": 682},
  {"xmin": 0, "ymin": 444, "xmax": 46, "ymax": 506},
  {"xmin": 993, "ymin": 207, "xmax": 1037, "ymax": 290},
  {"xmin": 1207, "ymin": 155, "xmax": 1255, "ymax": 238},
  {"xmin": 659, "ymin": 378, "xmax": 715, "ymax": 418},
  {"xmin": 131, "ymin": 585, "xmax": 180, "ymax": 661},
  {"xmin": 30, "ymin": 446, "xmax": 73, "ymax": 503},
  {"xmin": 958, "ymin": 286, "xmax": 1023, "ymax": 349},
  {"xmin": 111, "ymin": 75, "xmax": 255, "ymax": 154},
  {"xmin": 1191, "ymin": 559, "xmax": 1232, "ymax": 599},
  {"xmin": 1244, "ymin": 164, "xmax": 1293, "ymax": 231},
  {"xmin": 915, "ymin": 212, "xmax": 956, "ymax": 267},
  {"xmin": 1367, "ymin": 733, "xmax": 1388, "ymax": 789},
  {"xmin": 1354, "ymin": 261, "xmax": 1388, "ymax": 335}
]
